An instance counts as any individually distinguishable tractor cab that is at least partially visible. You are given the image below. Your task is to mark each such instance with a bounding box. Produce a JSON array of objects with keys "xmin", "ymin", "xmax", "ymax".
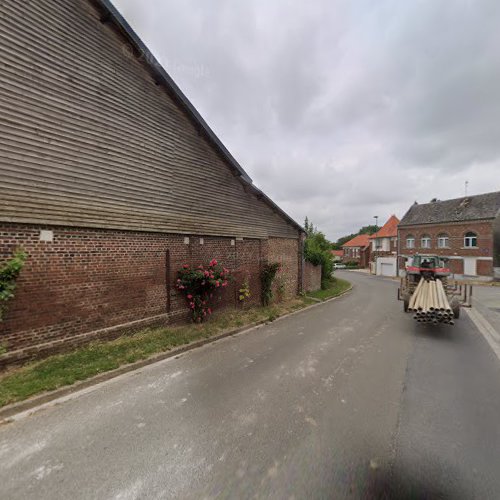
[{"xmin": 406, "ymin": 254, "xmax": 451, "ymax": 282}]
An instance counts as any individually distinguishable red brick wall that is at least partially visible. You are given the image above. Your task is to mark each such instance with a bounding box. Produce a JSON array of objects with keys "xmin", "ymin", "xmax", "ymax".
[
  {"xmin": 0, "ymin": 224, "xmax": 300, "ymax": 366},
  {"xmin": 268, "ymin": 237, "xmax": 300, "ymax": 300},
  {"xmin": 304, "ymin": 262, "xmax": 321, "ymax": 292},
  {"xmin": 477, "ymin": 259, "xmax": 493, "ymax": 276},
  {"xmin": 342, "ymin": 247, "xmax": 361, "ymax": 262},
  {"xmin": 398, "ymin": 220, "xmax": 494, "ymax": 276}
]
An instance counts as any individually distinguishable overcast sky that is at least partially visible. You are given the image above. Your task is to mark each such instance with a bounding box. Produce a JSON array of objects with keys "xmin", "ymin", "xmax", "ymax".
[{"xmin": 114, "ymin": 0, "xmax": 500, "ymax": 240}]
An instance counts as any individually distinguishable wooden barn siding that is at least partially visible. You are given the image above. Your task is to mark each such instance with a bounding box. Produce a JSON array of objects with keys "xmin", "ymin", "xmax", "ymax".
[{"xmin": 0, "ymin": 0, "xmax": 298, "ymax": 240}]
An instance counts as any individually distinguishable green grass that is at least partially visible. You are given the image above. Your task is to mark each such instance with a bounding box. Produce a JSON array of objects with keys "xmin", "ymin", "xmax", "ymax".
[
  {"xmin": 0, "ymin": 282, "xmax": 351, "ymax": 408},
  {"xmin": 306, "ymin": 277, "xmax": 351, "ymax": 301}
]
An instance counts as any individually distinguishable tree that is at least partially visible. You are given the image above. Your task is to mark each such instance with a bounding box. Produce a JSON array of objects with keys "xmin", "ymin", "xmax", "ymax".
[
  {"xmin": 359, "ymin": 225, "xmax": 380, "ymax": 235},
  {"xmin": 335, "ymin": 224, "xmax": 380, "ymax": 248},
  {"xmin": 303, "ymin": 217, "xmax": 333, "ymax": 289}
]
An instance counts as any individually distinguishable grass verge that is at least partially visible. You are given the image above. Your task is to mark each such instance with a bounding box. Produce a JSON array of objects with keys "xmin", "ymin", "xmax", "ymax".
[
  {"xmin": 0, "ymin": 280, "xmax": 350, "ymax": 408},
  {"xmin": 306, "ymin": 277, "xmax": 351, "ymax": 301}
]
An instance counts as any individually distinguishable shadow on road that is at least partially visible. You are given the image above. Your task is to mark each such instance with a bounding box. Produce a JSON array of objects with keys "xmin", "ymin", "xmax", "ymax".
[
  {"xmin": 363, "ymin": 458, "xmax": 471, "ymax": 499},
  {"xmin": 412, "ymin": 323, "xmax": 459, "ymax": 343}
]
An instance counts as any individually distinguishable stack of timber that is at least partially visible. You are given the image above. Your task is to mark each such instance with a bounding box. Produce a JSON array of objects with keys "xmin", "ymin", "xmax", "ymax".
[{"xmin": 409, "ymin": 279, "xmax": 454, "ymax": 325}]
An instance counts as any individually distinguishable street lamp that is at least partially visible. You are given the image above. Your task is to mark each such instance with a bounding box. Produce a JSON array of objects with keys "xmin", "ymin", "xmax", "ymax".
[{"xmin": 374, "ymin": 215, "xmax": 378, "ymax": 228}]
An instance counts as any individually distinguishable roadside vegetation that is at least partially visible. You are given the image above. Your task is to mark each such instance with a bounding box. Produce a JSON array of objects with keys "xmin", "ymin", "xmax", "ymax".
[
  {"xmin": 303, "ymin": 217, "xmax": 334, "ymax": 289},
  {"xmin": 332, "ymin": 224, "xmax": 380, "ymax": 250},
  {"xmin": 307, "ymin": 277, "xmax": 351, "ymax": 301},
  {"xmin": 0, "ymin": 279, "xmax": 351, "ymax": 409}
]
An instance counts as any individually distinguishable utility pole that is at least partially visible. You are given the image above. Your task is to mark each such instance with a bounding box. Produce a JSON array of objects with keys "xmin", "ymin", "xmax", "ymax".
[{"xmin": 465, "ymin": 180, "xmax": 468, "ymax": 196}]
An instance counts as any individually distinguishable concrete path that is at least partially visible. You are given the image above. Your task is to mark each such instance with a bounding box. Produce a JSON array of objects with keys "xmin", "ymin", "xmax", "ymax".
[
  {"xmin": 471, "ymin": 285, "xmax": 500, "ymax": 333},
  {"xmin": 1, "ymin": 271, "xmax": 500, "ymax": 499}
]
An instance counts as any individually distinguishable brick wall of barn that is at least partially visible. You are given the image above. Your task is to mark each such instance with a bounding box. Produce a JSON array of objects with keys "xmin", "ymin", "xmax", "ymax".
[
  {"xmin": 0, "ymin": 224, "xmax": 300, "ymax": 367},
  {"xmin": 303, "ymin": 262, "xmax": 322, "ymax": 292}
]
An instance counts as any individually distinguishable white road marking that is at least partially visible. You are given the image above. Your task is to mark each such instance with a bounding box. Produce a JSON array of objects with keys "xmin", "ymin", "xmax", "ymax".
[{"xmin": 465, "ymin": 308, "xmax": 500, "ymax": 361}]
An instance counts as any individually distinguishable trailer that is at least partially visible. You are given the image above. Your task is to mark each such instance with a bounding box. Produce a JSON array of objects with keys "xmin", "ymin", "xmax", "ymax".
[{"xmin": 397, "ymin": 254, "xmax": 472, "ymax": 324}]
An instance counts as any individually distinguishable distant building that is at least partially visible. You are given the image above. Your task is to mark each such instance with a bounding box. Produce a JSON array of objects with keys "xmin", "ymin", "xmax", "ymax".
[
  {"xmin": 342, "ymin": 234, "xmax": 371, "ymax": 268},
  {"xmin": 330, "ymin": 250, "xmax": 343, "ymax": 262},
  {"xmin": 369, "ymin": 215, "xmax": 400, "ymax": 276},
  {"xmin": 398, "ymin": 192, "xmax": 500, "ymax": 280}
]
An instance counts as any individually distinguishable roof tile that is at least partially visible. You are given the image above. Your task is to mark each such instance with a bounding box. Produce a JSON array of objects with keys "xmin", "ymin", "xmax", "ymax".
[{"xmin": 342, "ymin": 234, "xmax": 370, "ymax": 248}]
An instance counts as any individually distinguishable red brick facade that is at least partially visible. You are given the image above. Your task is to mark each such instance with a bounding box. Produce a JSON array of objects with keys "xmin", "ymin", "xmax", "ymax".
[
  {"xmin": 398, "ymin": 220, "xmax": 494, "ymax": 277},
  {"xmin": 0, "ymin": 224, "xmax": 300, "ymax": 367}
]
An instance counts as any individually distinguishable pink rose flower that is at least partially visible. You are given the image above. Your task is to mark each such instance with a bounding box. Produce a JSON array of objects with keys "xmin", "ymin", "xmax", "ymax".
[{"xmin": 187, "ymin": 294, "xmax": 193, "ymax": 299}]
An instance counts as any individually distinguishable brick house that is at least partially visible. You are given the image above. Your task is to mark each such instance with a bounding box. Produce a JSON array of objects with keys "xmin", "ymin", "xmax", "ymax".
[
  {"xmin": 342, "ymin": 234, "xmax": 371, "ymax": 267},
  {"xmin": 0, "ymin": 0, "xmax": 305, "ymax": 366},
  {"xmin": 330, "ymin": 250, "xmax": 343, "ymax": 262},
  {"xmin": 369, "ymin": 215, "xmax": 400, "ymax": 276},
  {"xmin": 398, "ymin": 192, "xmax": 500, "ymax": 280},
  {"xmin": 369, "ymin": 215, "xmax": 399, "ymax": 258}
]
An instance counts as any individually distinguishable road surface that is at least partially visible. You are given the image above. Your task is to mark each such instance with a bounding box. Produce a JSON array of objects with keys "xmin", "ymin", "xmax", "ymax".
[{"xmin": 1, "ymin": 271, "xmax": 500, "ymax": 499}]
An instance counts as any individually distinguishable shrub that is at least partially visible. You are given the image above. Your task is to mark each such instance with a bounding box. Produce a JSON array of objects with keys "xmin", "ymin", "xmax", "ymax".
[
  {"xmin": 261, "ymin": 262, "xmax": 280, "ymax": 306},
  {"xmin": 345, "ymin": 260, "xmax": 359, "ymax": 268},
  {"xmin": 0, "ymin": 249, "xmax": 27, "ymax": 321},
  {"xmin": 304, "ymin": 233, "xmax": 333, "ymax": 289},
  {"xmin": 238, "ymin": 274, "xmax": 251, "ymax": 302},
  {"xmin": 175, "ymin": 259, "xmax": 231, "ymax": 322}
]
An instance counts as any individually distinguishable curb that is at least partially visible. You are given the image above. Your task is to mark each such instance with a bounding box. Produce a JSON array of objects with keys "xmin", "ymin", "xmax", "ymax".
[{"xmin": 0, "ymin": 285, "xmax": 353, "ymax": 422}]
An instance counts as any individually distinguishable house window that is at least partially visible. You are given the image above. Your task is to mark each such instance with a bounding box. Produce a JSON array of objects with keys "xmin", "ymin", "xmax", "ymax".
[
  {"xmin": 406, "ymin": 235, "xmax": 415, "ymax": 248},
  {"xmin": 421, "ymin": 235, "xmax": 431, "ymax": 248},
  {"xmin": 464, "ymin": 232, "xmax": 477, "ymax": 248},
  {"xmin": 437, "ymin": 234, "xmax": 449, "ymax": 248}
]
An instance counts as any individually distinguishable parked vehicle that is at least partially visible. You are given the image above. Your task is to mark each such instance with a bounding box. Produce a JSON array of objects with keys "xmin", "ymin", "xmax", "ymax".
[{"xmin": 333, "ymin": 263, "xmax": 346, "ymax": 269}]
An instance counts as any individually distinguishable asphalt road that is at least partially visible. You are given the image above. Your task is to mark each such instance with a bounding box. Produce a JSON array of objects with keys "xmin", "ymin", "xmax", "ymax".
[{"xmin": 1, "ymin": 271, "xmax": 500, "ymax": 499}]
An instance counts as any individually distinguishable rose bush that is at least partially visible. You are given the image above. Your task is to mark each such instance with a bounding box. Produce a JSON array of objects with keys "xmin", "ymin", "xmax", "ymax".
[{"xmin": 175, "ymin": 259, "xmax": 231, "ymax": 322}]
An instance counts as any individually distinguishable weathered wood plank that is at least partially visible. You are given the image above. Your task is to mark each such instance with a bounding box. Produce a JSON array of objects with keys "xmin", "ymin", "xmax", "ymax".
[{"xmin": 0, "ymin": 0, "xmax": 299, "ymax": 239}]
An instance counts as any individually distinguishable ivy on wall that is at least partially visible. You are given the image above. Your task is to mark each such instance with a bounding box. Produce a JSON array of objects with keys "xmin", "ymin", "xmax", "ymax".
[
  {"xmin": 0, "ymin": 250, "xmax": 27, "ymax": 321},
  {"xmin": 261, "ymin": 262, "xmax": 280, "ymax": 306}
]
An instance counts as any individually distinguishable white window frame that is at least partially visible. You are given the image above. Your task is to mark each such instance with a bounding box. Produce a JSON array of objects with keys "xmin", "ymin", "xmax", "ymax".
[
  {"xmin": 421, "ymin": 235, "xmax": 431, "ymax": 249},
  {"xmin": 437, "ymin": 234, "xmax": 449, "ymax": 248},
  {"xmin": 464, "ymin": 232, "xmax": 477, "ymax": 248},
  {"xmin": 406, "ymin": 236, "xmax": 415, "ymax": 249}
]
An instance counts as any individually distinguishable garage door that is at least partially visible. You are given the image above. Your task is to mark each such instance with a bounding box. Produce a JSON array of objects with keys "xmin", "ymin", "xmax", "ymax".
[
  {"xmin": 376, "ymin": 257, "xmax": 397, "ymax": 276},
  {"xmin": 380, "ymin": 263, "xmax": 394, "ymax": 276}
]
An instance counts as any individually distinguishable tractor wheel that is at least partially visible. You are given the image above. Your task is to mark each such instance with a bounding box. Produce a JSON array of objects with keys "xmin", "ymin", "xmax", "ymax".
[{"xmin": 453, "ymin": 305, "xmax": 460, "ymax": 319}]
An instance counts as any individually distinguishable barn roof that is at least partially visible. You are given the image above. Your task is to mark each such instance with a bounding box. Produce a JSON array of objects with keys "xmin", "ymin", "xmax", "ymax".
[
  {"xmin": 400, "ymin": 191, "xmax": 500, "ymax": 226},
  {"xmin": 90, "ymin": 0, "xmax": 304, "ymax": 233}
]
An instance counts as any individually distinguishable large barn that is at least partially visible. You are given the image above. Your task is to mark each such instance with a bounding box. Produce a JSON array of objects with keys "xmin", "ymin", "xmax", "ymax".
[{"xmin": 0, "ymin": 0, "xmax": 304, "ymax": 366}]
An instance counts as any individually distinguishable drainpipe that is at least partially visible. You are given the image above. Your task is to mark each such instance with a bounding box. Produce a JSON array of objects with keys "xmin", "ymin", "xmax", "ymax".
[
  {"xmin": 396, "ymin": 228, "xmax": 400, "ymax": 277},
  {"xmin": 298, "ymin": 232, "xmax": 305, "ymax": 294}
]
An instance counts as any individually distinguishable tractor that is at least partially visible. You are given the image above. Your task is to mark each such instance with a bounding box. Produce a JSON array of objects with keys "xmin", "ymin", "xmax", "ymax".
[{"xmin": 398, "ymin": 254, "xmax": 465, "ymax": 320}]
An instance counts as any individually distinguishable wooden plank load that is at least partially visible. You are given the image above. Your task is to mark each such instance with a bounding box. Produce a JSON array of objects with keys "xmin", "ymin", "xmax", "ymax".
[{"xmin": 408, "ymin": 279, "xmax": 454, "ymax": 325}]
